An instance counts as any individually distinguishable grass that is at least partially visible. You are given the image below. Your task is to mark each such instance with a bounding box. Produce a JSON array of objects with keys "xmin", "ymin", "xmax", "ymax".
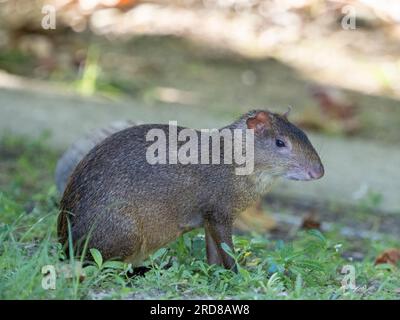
[{"xmin": 0, "ymin": 135, "xmax": 399, "ymax": 300}]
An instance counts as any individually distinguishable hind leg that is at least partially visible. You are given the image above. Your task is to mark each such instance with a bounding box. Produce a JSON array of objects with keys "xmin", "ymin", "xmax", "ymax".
[{"xmin": 205, "ymin": 224, "xmax": 223, "ymax": 265}]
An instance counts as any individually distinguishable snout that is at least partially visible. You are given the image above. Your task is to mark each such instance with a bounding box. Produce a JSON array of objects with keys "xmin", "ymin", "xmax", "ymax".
[
  {"xmin": 285, "ymin": 163, "xmax": 325, "ymax": 181},
  {"xmin": 307, "ymin": 163, "xmax": 324, "ymax": 180}
]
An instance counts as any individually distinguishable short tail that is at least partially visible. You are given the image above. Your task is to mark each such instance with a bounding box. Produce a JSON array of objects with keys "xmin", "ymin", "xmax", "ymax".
[{"xmin": 55, "ymin": 120, "xmax": 136, "ymax": 194}]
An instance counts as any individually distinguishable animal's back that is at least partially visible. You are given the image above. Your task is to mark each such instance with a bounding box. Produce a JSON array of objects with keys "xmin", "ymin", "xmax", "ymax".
[{"xmin": 55, "ymin": 120, "xmax": 136, "ymax": 194}]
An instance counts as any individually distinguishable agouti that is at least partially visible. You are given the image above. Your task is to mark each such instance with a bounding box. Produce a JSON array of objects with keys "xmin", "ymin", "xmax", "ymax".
[{"xmin": 58, "ymin": 110, "xmax": 324, "ymax": 270}]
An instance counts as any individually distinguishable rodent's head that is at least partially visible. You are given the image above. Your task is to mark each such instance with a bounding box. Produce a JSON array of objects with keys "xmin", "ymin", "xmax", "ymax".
[{"xmin": 245, "ymin": 109, "xmax": 324, "ymax": 181}]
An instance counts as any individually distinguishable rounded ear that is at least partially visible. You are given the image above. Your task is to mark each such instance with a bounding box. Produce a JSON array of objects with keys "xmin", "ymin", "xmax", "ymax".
[
  {"xmin": 246, "ymin": 111, "xmax": 272, "ymax": 135},
  {"xmin": 282, "ymin": 106, "xmax": 292, "ymax": 120}
]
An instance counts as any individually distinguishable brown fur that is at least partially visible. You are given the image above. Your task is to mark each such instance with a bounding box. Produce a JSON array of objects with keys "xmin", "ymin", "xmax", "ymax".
[{"xmin": 58, "ymin": 110, "xmax": 324, "ymax": 270}]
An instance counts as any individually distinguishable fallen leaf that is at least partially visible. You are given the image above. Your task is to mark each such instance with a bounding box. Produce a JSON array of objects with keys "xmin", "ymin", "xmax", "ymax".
[
  {"xmin": 300, "ymin": 212, "xmax": 321, "ymax": 230},
  {"xmin": 309, "ymin": 84, "xmax": 358, "ymax": 121},
  {"xmin": 374, "ymin": 248, "xmax": 400, "ymax": 266}
]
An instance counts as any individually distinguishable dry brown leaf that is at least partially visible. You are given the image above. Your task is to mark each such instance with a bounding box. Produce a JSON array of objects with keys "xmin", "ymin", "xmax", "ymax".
[
  {"xmin": 374, "ymin": 248, "xmax": 400, "ymax": 266},
  {"xmin": 309, "ymin": 85, "xmax": 358, "ymax": 121},
  {"xmin": 300, "ymin": 212, "xmax": 321, "ymax": 230}
]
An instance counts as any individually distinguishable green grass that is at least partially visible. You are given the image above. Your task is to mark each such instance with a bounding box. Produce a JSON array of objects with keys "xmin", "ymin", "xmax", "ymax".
[{"xmin": 0, "ymin": 135, "xmax": 399, "ymax": 300}]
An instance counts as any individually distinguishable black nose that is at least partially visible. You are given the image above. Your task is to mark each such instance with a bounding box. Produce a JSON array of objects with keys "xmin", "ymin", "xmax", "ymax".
[{"xmin": 308, "ymin": 164, "xmax": 324, "ymax": 179}]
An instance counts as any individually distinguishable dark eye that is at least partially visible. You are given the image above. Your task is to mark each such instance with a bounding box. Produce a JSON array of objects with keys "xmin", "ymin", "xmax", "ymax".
[{"xmin": 275, "ymin": 139, "xmax": 286, "ymax": 148}]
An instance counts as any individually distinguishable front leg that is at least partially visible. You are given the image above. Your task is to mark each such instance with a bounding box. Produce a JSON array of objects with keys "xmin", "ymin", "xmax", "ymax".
[{"xmin": 204, "ymin": 218, "xmax": 237, "ymax": 272}]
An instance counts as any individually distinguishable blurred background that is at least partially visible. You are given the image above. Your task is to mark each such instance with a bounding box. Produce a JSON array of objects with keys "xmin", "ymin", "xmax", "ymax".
[{"xmin": 0, "ymin": 0, "xmax": 400, "ymax": 238}]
